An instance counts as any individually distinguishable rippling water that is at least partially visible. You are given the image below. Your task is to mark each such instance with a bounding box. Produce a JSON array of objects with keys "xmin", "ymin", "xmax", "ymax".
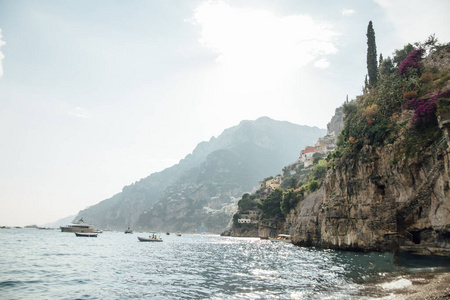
[{"xmin": 0, "ymin": 229, "xmax": 448, "ymax": 299}]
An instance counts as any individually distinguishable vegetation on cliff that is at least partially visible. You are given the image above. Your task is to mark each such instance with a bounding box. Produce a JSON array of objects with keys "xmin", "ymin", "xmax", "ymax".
[
  {"xmin": 366, "ymin": 21, "xmax": 379, "ymax": 87},
  {"xmin": 332, "ymin": 36, "xmax": 449, "ymax": 169},
  {"xmin": 232, "ymin": 147, "xmax": 328, "ymax": 228}
]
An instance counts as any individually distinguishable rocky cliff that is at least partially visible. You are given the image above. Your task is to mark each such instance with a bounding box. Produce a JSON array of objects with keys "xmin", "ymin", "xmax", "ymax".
[
  {"xmin": 327, "ymin": 106, "xmax": 344, "ymax": 137},
  {"xmin": 228, "ymin": 44, "xmax": 450, "ymax": 256},
  {"xmin": 287, "ymin": 111, "xmax": 450, "ymax": 255},
  {"xmin": 286, "ymin": 46, "xmax": 450, "ymax": 256}
]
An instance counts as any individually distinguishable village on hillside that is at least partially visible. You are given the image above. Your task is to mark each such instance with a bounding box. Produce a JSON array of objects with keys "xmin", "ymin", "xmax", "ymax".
[{"xmin": 235, "ymin": 107, "xmax": 344, "ymax": 226}]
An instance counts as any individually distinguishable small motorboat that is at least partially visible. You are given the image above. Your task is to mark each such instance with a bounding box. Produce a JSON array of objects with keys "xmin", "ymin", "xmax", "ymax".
[
  {"xmin": 176, "ymin": 232, "xmax": 182, "ymax": 236},
  {"xmin": 138, "ymin": 236, "xmax": 163, "ymax": 242},
  {"xmin": 125, "ymin": 227, "xmax": 133, "ymax": 234},
  {"xmin": 75, "ymin": 232, "xmax": 98, "ymax": 237},
  {"xmin": 269, "ymin": 234, "xmax": 291, "ymax": 243}
]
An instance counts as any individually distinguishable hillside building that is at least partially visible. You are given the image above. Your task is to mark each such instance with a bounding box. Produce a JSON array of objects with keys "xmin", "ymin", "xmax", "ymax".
[
  {"xmin": 298, "ymin": 132, "xmax": 338, "ymax": 168},
  {"xmin": 259, "ymin": 175, "xmax": 282, "ymax": 191},
  {"xmin": 238, "ymin": 210, "xmax": 259, "ymax": 224}
]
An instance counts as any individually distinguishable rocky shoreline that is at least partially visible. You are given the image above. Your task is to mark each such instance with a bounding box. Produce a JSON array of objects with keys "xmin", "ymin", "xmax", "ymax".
[{"xmin": 359, "ymin": 271, "xmax": 450, "ymax": 299}]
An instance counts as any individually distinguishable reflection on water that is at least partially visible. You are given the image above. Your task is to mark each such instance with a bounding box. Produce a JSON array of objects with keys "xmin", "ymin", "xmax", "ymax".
[{"xmin": 0, "ymin": 229, "xmax": 448, "ymax": 299}]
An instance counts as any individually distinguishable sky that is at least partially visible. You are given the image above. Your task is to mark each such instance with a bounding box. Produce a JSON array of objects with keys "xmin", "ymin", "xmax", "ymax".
[{"xmin": 0, "ymin": 0, "xmax": 449, "ymax": 226}]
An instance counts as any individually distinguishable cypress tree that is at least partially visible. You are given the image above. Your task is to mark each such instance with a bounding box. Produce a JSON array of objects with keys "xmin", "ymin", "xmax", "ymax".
[{"xmin": 366, "ymin": 21, "xmax": 378, "ymax": 86}]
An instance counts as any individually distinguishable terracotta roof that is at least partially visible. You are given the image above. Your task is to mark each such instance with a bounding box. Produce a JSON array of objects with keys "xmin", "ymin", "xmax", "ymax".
[{"xmin": 302, "ymin": 146, "xmax": 322, "ymax": 154}]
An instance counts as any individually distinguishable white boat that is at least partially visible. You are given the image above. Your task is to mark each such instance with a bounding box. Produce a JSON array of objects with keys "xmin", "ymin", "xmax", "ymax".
[
  {"xmin": 138, "ymin": 236, "xmax": 163, "ymax": 242},
  {"xmin": 176, "ymin": 232, "xmax": 182, "ymax": 236},
  {"xmin": 60, "ymin": 218, "xmax": 95, "ymax": 233},
  {"xmin": 269, "ymin": 234, "xmax": 291, "ymax": 243},
  {"xmin": 75, "ymin": 232, "xmax": 98, "ymax": 237}
]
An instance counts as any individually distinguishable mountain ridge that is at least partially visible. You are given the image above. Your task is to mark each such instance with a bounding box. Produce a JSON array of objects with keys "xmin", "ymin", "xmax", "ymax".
[{"xmin": 75, "ymin": 116, "xmax": 326, "ymax": 231}]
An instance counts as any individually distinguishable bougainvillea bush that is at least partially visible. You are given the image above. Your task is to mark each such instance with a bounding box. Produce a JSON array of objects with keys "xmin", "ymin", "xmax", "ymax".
[
  {"xmin": 404, "ymin": 89, "xmax": 450, "ymax": 126},
  {"xmin": 398, "ymin": 48, "xmax": 425, "ymax": 77}
]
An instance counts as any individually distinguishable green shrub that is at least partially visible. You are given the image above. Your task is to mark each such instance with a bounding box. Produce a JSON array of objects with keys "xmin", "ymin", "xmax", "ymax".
[
  {"xmin": 308, "ymin": 180, "xmax": 319, "ymax": 192},
  {"xmin": 280, "ymin": 189, "xmax": 302, "ymax": 215},
  {"xmin": 238, "ymin": 193, "xmax": 258, "ymax": 211},
  {"xmin": 258, "ymin": 188, "xmax": 284, "ymax": 219},
  {"xmin": 437, "ymin": 98, "xmax": 450, "ymax": 114},
  {"xmin": 310, "ymin": 160, "xmax": 327, "ymax": 180}
]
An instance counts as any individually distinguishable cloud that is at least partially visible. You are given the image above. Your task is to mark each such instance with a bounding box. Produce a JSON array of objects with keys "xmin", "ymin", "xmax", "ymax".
[
  {"xmin": 314, "ymin": 58, "xmax": 330, "ymax": 69},
  {"xmin": 192, "ymin": 1, "xmax": 339, "ymax": 72},
  {"xmin": 68, "ymin": 107, "xmax": 91, "ymax": 119},
  {"xmin": 0, "ymin": 29, "xmax": 5, "ymax": 77},
  {"xmin": 341, "ymin": 9, "xmax": 356, "ymax": 16},
  {"xmin": 374, "ymin": 0, "xmax": 450, "ymax": 45}
]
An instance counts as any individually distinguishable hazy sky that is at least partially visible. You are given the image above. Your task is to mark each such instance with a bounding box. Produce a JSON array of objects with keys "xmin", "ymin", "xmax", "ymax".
[{"xmin": 1, "ymin": 0, "xmax": 449, "ymax": 226}]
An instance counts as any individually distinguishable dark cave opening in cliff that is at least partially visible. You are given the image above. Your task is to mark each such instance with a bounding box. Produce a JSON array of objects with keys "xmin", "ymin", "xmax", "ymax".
[{"xmin": 412, "ymin": 231, "xmax": 421, "ymax": 244}]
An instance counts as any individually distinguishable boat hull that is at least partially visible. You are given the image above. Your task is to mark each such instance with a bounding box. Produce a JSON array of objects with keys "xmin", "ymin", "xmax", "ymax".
[
  {"xmin": 75, "ymin": 232, "xmax": 98, "ymax": 237},
  {"xmin": 138, "ymin": 236, "xmax": 163, "ymax": 242},
  {"xmin": 61, "ymin": 226, "xmax": 95, "ymax": 233},
  {"xmin": 269, "ymin": 238, "xmax": 292, "ymax": 243}
]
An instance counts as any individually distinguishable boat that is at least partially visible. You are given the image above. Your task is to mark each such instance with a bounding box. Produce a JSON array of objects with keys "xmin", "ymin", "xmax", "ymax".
[
  {"xmin": 166, "ymin": 232, "xmax": 170, "ymax": 235},
  {"xmin": 269, "ymin": 234, "xmax": 291, "ymax": 243},
  {"xmin": 176, "ymin": 232, "xmax": 182, "ymax": 236},
  {"xmin": 125, "ymin": 227, "xmax": 133, "ymax": 234},
  {"xmin": 60, "ymin": 218, "xmax": 95, "ymax": 233},
  {"xmin": 137, "ymin": 236, "xmax": 163, "ymax": 242},
  {"xmin": 75, "ymin": 232, "xmax": 98, "ymax": 237}
]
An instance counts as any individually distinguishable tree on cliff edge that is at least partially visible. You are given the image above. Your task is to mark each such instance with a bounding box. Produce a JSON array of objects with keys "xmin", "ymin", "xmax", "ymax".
[{"xmin": 366, "ymin": 21, "xmax": 378, "ymax": 86}]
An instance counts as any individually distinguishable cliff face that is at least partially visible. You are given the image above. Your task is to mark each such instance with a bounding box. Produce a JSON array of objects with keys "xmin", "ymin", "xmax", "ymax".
[
  {"xmin": 288, "ymin": 111, "xmax": 450, "ymax": 255},
  {"xmin": 284, "ymin": 47, "xmax": 450, "ymax": 255},
  {"xmin": 327, "ymin": 106, "xmax": 344, "ymax": 137}
]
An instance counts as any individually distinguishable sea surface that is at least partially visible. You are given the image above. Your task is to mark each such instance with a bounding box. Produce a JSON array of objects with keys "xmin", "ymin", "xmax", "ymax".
[{"xmin": 0, "ymin": 228, "xmax": 449, "ymax": 299}]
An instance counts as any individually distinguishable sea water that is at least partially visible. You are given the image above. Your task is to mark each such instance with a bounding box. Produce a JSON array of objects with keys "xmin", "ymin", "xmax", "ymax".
[{"xmin": 0, "ymin": 228, "xmax": 448, "ymax": 299}]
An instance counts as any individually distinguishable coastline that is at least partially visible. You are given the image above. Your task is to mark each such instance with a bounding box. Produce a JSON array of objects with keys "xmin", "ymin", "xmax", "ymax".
[{"xmin": 360, "ymin": 270, "xmax": 450, "ymax": 299}]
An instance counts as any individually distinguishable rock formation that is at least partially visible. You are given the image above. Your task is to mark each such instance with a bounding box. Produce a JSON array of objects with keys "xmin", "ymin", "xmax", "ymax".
[
  {"xmin": 287, "ymin": 47, "xmax": 450, "ymax": 256},
  {"xmin": 287, "ymin": 112, "xmax": 450, "ymax": 255}
]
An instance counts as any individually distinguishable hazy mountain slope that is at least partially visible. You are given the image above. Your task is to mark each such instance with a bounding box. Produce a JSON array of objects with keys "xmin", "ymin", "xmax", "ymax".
[
  {"xmin": 41, "ymin": 214, "xmax": 77, "ymax": 228},
  {"xmin": 76, "ymin": 117, "xmax": 325, "ymax": 231}
]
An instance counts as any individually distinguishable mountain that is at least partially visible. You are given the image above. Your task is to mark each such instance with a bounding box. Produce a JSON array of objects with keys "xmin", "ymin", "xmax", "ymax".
[
  {"xmin": 76, "ymin": 117, "xmax": 325, "ymax": 232},
  {"xmin": 41, "ymin": 214, "xmax": 77, "ymax": 228},
  {"xmin": 226, "ymin": 105, "xmax": 345, "ymax": 238}
]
